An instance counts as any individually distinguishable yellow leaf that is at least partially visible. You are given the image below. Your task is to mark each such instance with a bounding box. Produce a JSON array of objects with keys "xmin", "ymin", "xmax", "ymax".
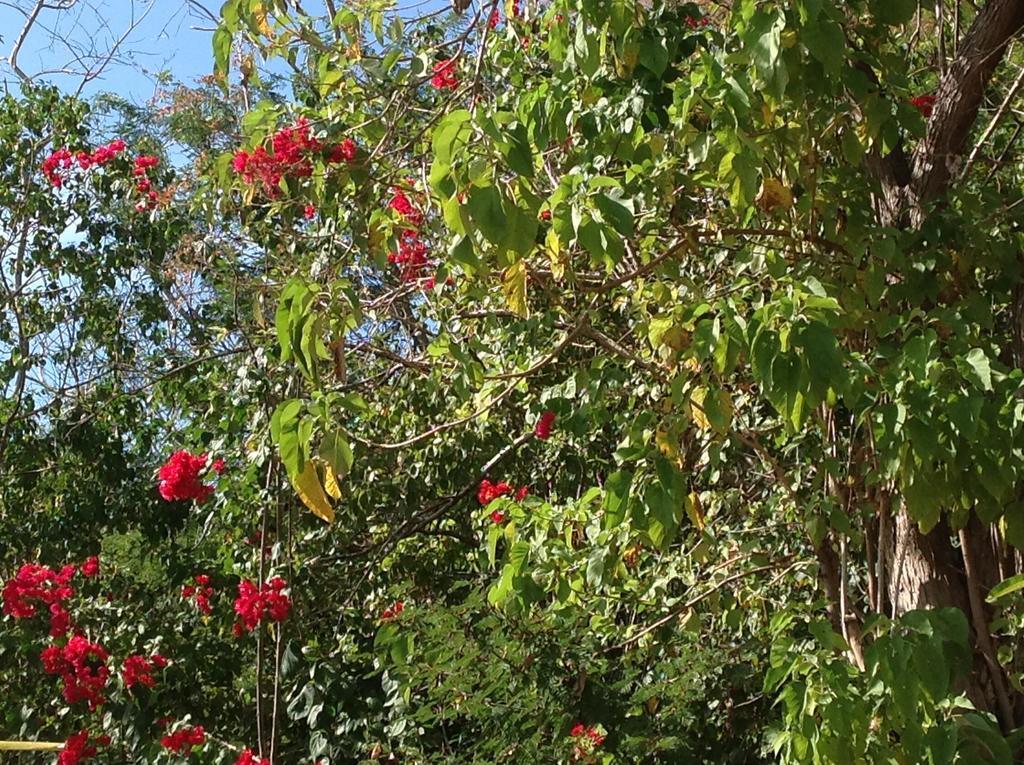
[
  {"xmin": 292, "ymin": 460, "xmax": 335, "ymax": 523},
  {"xmin": 321, "ymin": 459, "xmax": 342, "ymax": 499},
  {"xmin": 252, "ymin": 3, "xmax": 275, "ymax": 39},
  {"xmin": 502, "ymin": 260, "xmax": 529, "ymax": 318},
  {"xmin": 546, "ymin": 229, "xmax": 566, "ymax": 281},
  {"xmin": 655, "ymin": 428, "xmax": 679, "ymax": 459},
  {"xmin": 685, "ymin": 491, "xmax": 705, "ymax": 530},
  {"xmin": 755, "ymin": 177, "xmax": 793, "ymax": 214},
  {"xmin": 690, "ymin": 386, "xmax": 711, "ymax": 432}
]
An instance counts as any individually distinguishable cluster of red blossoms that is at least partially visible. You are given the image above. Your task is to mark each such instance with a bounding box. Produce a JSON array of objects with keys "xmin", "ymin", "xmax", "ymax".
[
  {"xmin": 380, "ymin": 600, "xmax": 405, "ymax": 621},
  {"xmin": 181, "ymin": 573, "xmax": 215, "ymax": 614},
  {"xmin": 2, "ymin": 562, "xmax": 81, "ymax": 637},
  {"xmin": 911, "ymin": 94, "xmax": 936, "ymax": 118},
  {"xmin": 534, "ymin": 410, "xmax": 556, "ymax": 440},
  {"xmin": 431, "ymin": 59, "xmax": 459, "ymax": 90},
  {"xmin": 121, "ymin": 652, "xmax": 168, "ymax": 690},
  {"xmin": 232, "ymin": 578, "xmax": 292, "ymax": 635},
  {"xmin": 387, "ymin": 186, "xmax": 442, "ymax": 287},
  {"xmin": 132, "ymin": 154, "xmax": 161, "ymax": 212},
  {"xmin": 388, "ymin": 228, "xmax": 432, "ymax": 283},
  {"xmin": 157, "ymin": 450, "xmax": 226, "ymax": 503},
  {"xmin": 232, "ymin": 118, "xmax": 356, "ymax": 196},
  {"xmin": 236, "ymin": 749, "xmax": 271, "ymax": 765},
  {"xmin": 42, "ymin": 139, "xmax": 126, "ymax": 187},
  {"xmin": 478, "ymin": 480, "xmax": 529, "ymax": 523},
  {"xmin": 684, "ymin": 15, "xmax": 711, "ymax": 29},
  {"xmin": 160, "ymin": 724, "xmax": 206, "ymax": 755},
  {"xmin": 570, "ymin": 723, "xmax": 606, "ymax": 760},
  {"xmin": 41, "ymin": 635, "xmax": 111, "ymax": 711},
  {"xmin": 58, "ymin": 730, "xmax": 110, "ymax": 765},
  {"xmin": 488, "ymin": 0, "xmax": 520, "ymax": 28}
]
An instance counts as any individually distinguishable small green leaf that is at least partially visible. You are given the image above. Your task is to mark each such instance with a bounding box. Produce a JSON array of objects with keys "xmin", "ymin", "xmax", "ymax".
[{"xmin": 987, "ymin": 573, "xmax": 1024, "ymax": 603}]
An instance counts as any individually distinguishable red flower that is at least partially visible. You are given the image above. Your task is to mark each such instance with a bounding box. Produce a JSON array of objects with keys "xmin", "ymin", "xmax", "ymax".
[
  {"xmin": 183, "ymin": 574, "xmax": 215, "ymax": 614},
  {"xmin": 540, "ymin": 209, "xmax": 552, "ymax": 221},
  {"xmin": 233, "ymin": 578, "xmax": 291, "ymax": 634},
  {"xmin": 58, "ymin": 729, "xmax": 107, "ymax": 765},
  {"xmin": 211, "ymin": 458, "xmax": 227, "ymax": 474},
  {"xmin": 431, "ymin": 59, "xmax": 459, "ymax": 90},
  {"xmin": 488, "ymin": 9, "xmax": 501, "ymax": 27},
  {"xmin": 328, "ymin": 138, "xmax": 357, "ymax": 163},
  {"xmin": 80, "ymin": 556, "xmax": 99, "ymax": 578},
  {"xmin": 388, "ymin": 189, "xmax": 423, "ymax": 224},
  {"xmin": 534, "ymin": 410, "xmax": 556, "ymax": 439},
  {"xmin": 911, "ymin": 94, "xmax": 936, "ymax": 118},
  {"xmin": 236, "ymin": 749, "xmax": 271, "ymax": 765},
  {"xmin": 41, "ymin": 635, "xmax": 110, "ymax": 711},
  {"xmin": 570, "ymin": 723, "xmax": 586, "ymax": 737},
  {"xmin": 160, "ymin": 724, "xmax": 205, "ymax": 755},
  {"xmin": 304, "ymin": 204, "xmax": 317, "ymax": 219},
  {"xmin": 490, "ymin": 510, "xmax": 505, "ymax": 523},
  {"xmin": 478, "ymin": 479, "xmax": 513, "ymax": 505},
  {"xmin": 232, "ymin": 118, "xmax": 322, "ymax": 195},
  {"xmin": 2, "ymin": 562, "xmax": 77, "ymax": 635},
  {"xmin": 151, "ymin": 652, "xmax": 169, "ymax": 668},
  {"xmin": 380, "ymin": 600, "xmax": 405, "ymax": 621},
  {"xmin": 42, "ymin": 147, "xmax": 73, "ymax": 187},
  {"xmin": 685, "ymin": 15, "xmax": 710, "ymax": 29},
  {"xmin": 515, "ymin": 486, "xmax": 529, "ymax": 502},
  {"xmin": 134, "ymin": 155, "xmax": 160, "ymax": 172},
  {"xmin": 158, "ymin": 450, "xmax": 215, "ymax": 503},
  {"xmin": 388, "ymin": 228, "xmax": 433, "ymax": 282},
  {"xmin": 121, "ymin": 654, "xmax": 159, "ymax": 690}
]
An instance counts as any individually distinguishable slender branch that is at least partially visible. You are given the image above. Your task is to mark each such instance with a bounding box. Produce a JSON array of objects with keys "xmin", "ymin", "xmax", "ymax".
[
  {"xmin": 961, "ymin": 62, "xmax": 1024, "ymax": 180},
  {"xmin": 959, "ymin": 525, "xmax": 1015, "ymax": 730},
  {"xmin": 604, "ymin": 559, "xmax": 794, "ymax": 654}
]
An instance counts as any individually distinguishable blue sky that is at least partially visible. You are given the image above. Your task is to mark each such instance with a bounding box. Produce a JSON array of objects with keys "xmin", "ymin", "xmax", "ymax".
[{"xmin": 0, "ymin": 1, "xmax": 214, "ymax": 101}]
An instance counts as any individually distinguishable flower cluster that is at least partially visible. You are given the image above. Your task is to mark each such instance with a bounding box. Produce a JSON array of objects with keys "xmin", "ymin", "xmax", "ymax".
[
  {"xmin": 58, "ymin": 730, "xmax": 110, "ymax": 765},
  {"xmin": 160, "ymin": 724, "xmax": 205, "ymax": 755},
  {"xmin": 158, "ymin": 450, "xmax": 223, "ymax": 503},
  {"xmin": 121, "ymin": 652, "xmax": 168, "ymax": 690},
  {"xmin": 232, "ymin": 578, "xmax": 291, "ymax": 635},
  {"xmin": 132, "ymin": 154, "xmax": 161, "ymax": 212},
  {"xmin": 478, "ymin": 480, "xmax": 529, "ymax": 523},
  {"xmin": 232, "ymin": 118, "xmax": 356, "ymax": 196},
  {"xmin": 534, "ymin": 411, "xmax": 556, "ymax": 440},
  {"xmin": 911, "ymin": 94, "xmax": 936, "ymax": 118},
  {"xmin": 684, "ymin": 15, "xmax": 710, "ymax": 29},
  {"xmin": 181, "ymin": 573, "xmax": 215, "ymax": 615},
  {"xmin": 42, "ymin": 139, "xmax": 126, "ymax": 187},
  {"xmin": 328, "ymin": 137, "xmax": 357, "ymax": 163},
  {"xmin": 388, "ymin": 187, "xmax": 424, "ymax": 225},
  {"xmin": 570, "ymin": 723, "xmax": 606, "ymax": 761},
  {"xmin": 431, "ymin": 59, "xmax": 459, "ymax": 90},
  {"xmin": 41, "ymin": 635, "xmax": 111, "ymax": 711},
  {"xmin": 380, "ymin": 600, "xmax": 405, "ymax": 621},
  {"xmin": 2, "ymin": 562, "xmax": 78, "ymax": 637},
  {"xmin": 236, "ymin": 749, "xmax": 271, "ymax": 765},
  {"xmin": 488, "ymin": 0, "xmax": 519, "ymax": 28},
  {"xmin": 388, "ymin": 229, "xmax": 432, "ymax": 282},
  {"xmin": 80, "ymin": 556, "xmax": 100, "ymax": 578}
]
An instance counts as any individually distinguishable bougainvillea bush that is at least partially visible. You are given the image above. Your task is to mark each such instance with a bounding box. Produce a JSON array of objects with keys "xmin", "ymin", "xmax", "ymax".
[{"xmin": 5, "ymin": 0, "xmax": 1024, "ymax": 762}]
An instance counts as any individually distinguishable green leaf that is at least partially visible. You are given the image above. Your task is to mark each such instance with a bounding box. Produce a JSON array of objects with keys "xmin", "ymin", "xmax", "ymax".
[
  {"xmin": 213, "ymin": 26, "xmax": 233, "ymax": 77},
  {"xmin": 466, "ymin": 185, "xmax": 506, "ymax": 245},
  {"xmin": 586, "ymin": 548, "xmax": 605, "ymax": 589},
  {"xmin": 961, "ymin": 348, "xmax": 993, "ymax": 391},
  {"xmin": 986, "ymin": 573, "xmax": 1024, "ymax": 603},
  {"xmin": 603, "ymin": 471, "xmax": 632, "ymax": 528}
]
